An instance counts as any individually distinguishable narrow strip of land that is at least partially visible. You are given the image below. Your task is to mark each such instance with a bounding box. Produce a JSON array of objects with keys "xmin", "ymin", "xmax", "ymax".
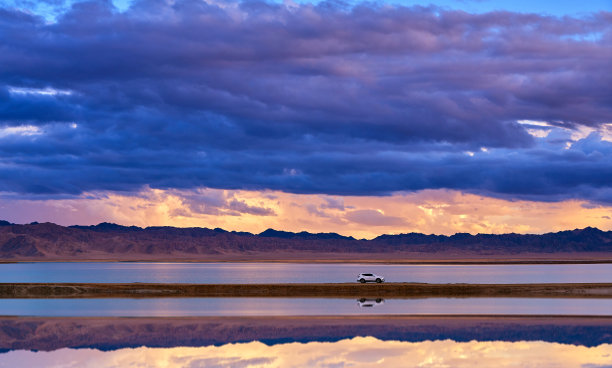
[{"xmin": 1, "ymin": 283, "xmax": 611, "ymax": 298}]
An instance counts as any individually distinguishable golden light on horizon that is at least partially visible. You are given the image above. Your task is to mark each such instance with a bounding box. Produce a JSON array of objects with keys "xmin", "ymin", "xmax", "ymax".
[{"xmin": 1, "ymin": 188, "xmax": 611, "ymax": 239}]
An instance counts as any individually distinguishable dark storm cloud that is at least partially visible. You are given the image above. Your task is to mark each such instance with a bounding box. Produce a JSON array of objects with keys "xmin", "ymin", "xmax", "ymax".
[{"xmin": 0, "ymin": 0, "xmax": 611, "ymax": 202}]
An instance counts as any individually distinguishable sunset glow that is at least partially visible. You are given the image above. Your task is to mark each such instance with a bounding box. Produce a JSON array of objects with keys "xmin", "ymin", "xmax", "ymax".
[
  {"xmin": 2, "ymin": 188, "xmax": 611, "ymax": 238},
  {"xmin": 0, "ymin": 2, "xmax": 611, "ymax": 367},
  {"xmin": 2, "ymin": 338, "xmax": 611, "ymax": 368},
  {"xmin": 1, "ymin": 1, "xmax": 610, "ymax": 235}
]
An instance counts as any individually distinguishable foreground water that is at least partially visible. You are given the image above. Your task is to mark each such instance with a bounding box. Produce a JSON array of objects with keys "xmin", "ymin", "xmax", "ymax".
[
  {"xmin": 3, "ymin": 262, "xmax": 610, "ymax": 367},
  {"xmin": 1, "ymin": 297, "xmax": 611, "ymax": 317},
  {"xmin": 3, "ymin": 316, "xmax": 611, "ymax": 349},
  {"xmin": 2, "ymin": 316, "xmax": 611, "ymax": 366},
  {"xmin": 2, "ymin": 337, "xmax": 611, "ymax": 368},
  {"xmin": 2, "ymin": 262, "xmax": 611, "ymax": 283}
]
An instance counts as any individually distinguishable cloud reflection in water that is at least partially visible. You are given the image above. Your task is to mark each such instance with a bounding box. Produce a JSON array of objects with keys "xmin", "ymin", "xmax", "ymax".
[{"xmin": 1, "ymin": 337, "xmax": 611, "ymax": 368}]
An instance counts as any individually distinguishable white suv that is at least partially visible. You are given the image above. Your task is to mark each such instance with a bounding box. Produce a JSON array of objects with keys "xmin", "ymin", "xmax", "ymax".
[
  {"xmin": 356, "ymin": 273, "xmax": 385, "ymax": 283},
  {"xmin": 357, "ymin": 298, "xmax": 385, "ymax": 307}
]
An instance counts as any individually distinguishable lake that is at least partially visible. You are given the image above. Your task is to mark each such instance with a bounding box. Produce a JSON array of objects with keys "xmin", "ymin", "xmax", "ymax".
[
  {"xmin": 3, "ymin": 262, "xmax": 610, "ymax": 367},
  {"xmin": 2, "ymin": 338, "xmax": 611, "ymax": 368},
  {"xmin": 1, "ymin": 317, "xmax": 611, "ymax": 367},
  {"xmin": 3, "ymin": 316, "xmax": 611, "ymax": 350},
  {"xmin": 1, "ymin": 262, "xmax": 611, "ymax": 283},
  {"xmin": 1, "ymin": 297, "xmax": 612, "ymax": 317}
]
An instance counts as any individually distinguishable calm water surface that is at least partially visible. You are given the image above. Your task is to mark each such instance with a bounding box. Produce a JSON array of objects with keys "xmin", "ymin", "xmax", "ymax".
[
  {"xmin": 2, "ymin": 338, "xmax": 611, "ymax": 368},
  {"xmin": 1, "ymin": 297, "xmax": 611, "ymax": 317},
  {"xmin": 1, "ymin": 262, "xmax": 611, "ymax": 283}
]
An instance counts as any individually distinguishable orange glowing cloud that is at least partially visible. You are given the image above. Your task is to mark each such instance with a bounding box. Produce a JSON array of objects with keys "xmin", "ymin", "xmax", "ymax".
[{"xmin": 2, "ymin": 188, "xmax": 611, "ymax": 238}]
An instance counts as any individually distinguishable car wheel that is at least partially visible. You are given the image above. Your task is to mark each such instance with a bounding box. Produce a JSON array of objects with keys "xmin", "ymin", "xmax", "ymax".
[
  {"xmin": 376, "ymin": 298, "xmax": 382, "ymax": 303},
  {"xmin": 376, "ymin": 278, "xmax": 381, "ymax": 283},
  {"xmin": 360, "ymin": 279, "xmax": 366, "ymax": 283}
]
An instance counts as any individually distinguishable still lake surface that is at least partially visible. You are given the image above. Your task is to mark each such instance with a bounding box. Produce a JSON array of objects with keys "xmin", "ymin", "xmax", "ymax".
[
  {"xmin": 2, "ymin": 314, "xmax": 611, "ymax": 366},
  {"xmin": 2, "ymin": 297, "xmax": 612, "ymax": 317},
  {"xmin": 2, "ymin": 262, "xmax": 611, "ymax": 283},
  {"xmin": 2, "ymin": 338, "xmax": 611, "ymax": 368}
]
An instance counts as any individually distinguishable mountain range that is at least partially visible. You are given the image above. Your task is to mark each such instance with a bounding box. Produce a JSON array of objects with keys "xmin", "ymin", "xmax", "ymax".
[{"xmin": 1, "ymin": 221, "xmax": 611, "ymax": 261}]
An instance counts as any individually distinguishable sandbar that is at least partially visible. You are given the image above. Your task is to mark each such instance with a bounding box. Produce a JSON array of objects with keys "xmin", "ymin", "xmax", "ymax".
[{"xmin": 2, "ymin": 282, "xmax": 612, "ymax": 298}]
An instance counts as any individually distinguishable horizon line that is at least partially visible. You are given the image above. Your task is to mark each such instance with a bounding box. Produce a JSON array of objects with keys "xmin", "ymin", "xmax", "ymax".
[{"xmin": 1, "ymin": 220, "xmax": 606, "ymax": 239}]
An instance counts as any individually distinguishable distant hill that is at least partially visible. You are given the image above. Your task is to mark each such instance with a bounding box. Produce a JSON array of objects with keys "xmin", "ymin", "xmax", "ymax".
[{"xmin": 0, "ymin": 221, "xmax": 611, "ymax": 261}]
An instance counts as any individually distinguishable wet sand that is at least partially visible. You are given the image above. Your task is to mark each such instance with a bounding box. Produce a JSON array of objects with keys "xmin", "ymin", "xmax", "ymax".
[{"xmin": 2, "ymin": 282, "xmax": 612, "ymax": 298}]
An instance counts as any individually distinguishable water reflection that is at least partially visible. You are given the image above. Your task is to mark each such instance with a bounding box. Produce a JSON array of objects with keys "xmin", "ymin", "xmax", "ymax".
[
  {"xmin": 1, "ymin": 297, "xmax": 612, "ymax": 317},
  {"xmin": 357, "ymin": 298, "xmax": 385, "ymax": 308},
  {"xmin": 2, "ymin": 316, "xmax": 611, "ymax": 351},
  {"xmin": 1, "ymin": 337, "xmax": 611, "ymax": 367}
]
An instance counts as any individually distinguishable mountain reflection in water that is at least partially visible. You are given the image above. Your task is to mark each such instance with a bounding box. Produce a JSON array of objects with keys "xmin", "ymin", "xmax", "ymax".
[
  {"xmin": 1, "ymin": 337, "xmax": 611, "ymax": 368},
  {"xmin": 1, "ymin": 316, "xmax": 611, "ymax": 352}
]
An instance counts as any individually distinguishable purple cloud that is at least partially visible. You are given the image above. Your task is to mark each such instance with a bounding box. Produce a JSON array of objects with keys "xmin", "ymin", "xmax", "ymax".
[
  {"xmin": 0, "ymin": 1, "xmax": 611, "ymax": 203},
  {"xmin": 345, "ymin": 209, "xmax": 407, "ymax": 227},
  {"xmin": 178, "ymin": 190, "xmax": 276, "ymax": 216}
]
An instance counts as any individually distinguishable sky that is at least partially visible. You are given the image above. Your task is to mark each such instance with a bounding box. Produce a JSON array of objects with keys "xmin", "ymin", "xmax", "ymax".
[{"xmin": 0, "ymin": 0, "xmax": 611, "ymax": 237}]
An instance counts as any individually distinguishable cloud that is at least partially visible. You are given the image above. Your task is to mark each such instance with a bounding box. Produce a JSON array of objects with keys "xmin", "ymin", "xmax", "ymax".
[
  {"xmin": 0, "ymin": 124, "xmax": 42, "ymax": 138},
  {"xmin": 0, "ymin": 1, "xmax": 610, "ymax": 203},
  {"xmin": 3, "ymin": 187, "xmax": 612, "ymax": 238},
  {"xmin": 227, "ymin": 199, "xmax": 276, "ymax": 216},
  {"xmin": 177, "ymin": 189, "xmax": 276, "ymax": 216},
  {"xmin": 321, "ymin": 197, "xmax": 345, "ymax": 211},
  {"xmin": 344, "ymin": 209, "xmax": 407, "ymax": 227}
]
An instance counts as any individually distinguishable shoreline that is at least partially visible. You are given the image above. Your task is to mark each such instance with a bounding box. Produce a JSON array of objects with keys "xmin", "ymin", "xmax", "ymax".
[
  {"xmin": 3, "ymin": 314, "xmax": 612, "ymax": 320},
  {"xmin": 2, "ymin": 282, "xmax": 612, "ymax": 298}
]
